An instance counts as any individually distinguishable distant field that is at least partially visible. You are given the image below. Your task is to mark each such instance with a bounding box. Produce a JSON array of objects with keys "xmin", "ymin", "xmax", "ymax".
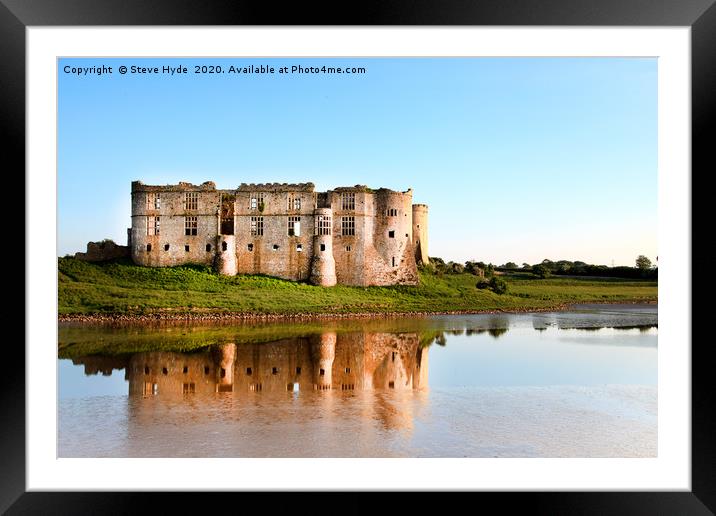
[{"xmin": 57, "ymin": 257, "xmax": 658, "ymax": 317}]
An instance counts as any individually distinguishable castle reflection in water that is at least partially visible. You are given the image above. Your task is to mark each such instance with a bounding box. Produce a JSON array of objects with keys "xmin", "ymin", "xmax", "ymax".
[{"xmin": 71, "ymin": 331, "xmax": 436, "ymax": 397}]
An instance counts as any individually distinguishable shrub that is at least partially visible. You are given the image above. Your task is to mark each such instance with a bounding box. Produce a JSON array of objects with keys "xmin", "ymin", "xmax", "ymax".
[
  {"xmin": 448, "ymin": 261, "xmax": 464, "ymax": 274},
  {"xmin": 475, "ymin": 278, "xmax": 490, "ymax": 289},
  {"xmin": 489, "ymin": 276, "xmax": 508, "ymax": 295},
  {"xmin": 464, "ymin": 261, "xmax": 483, "ymax": 276}
]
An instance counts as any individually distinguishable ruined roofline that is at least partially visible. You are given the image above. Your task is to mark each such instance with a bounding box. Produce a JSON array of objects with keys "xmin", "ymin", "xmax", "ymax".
[
  {"xmin": 331, "ymin": 185, "xmax": 413, "ymax": 195},
  {"xmin": 413, "ymin": 203, "xmax": 428, "ymax": 209},
  {"xmin": 131, "ymin": 180, "xmax": 217, "ymax": 192},
  {"xmin": 131, "ymin": 180, "xmax": 414, "ymax": 196},
  {"xmin": 237, "ymin": 182, "xmax": 315, "ymax": 192}
]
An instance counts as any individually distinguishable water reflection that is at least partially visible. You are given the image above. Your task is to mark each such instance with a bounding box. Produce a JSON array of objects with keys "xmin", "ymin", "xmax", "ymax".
[{"xmin": 71, "ymin": 331, "xmax": 431, "ymax": 398}]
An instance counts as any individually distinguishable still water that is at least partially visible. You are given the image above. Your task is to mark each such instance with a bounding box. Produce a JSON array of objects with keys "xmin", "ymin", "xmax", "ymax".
[{"xmin": 58, "ymin": 304, "xmax": 657, "ymax": 458}]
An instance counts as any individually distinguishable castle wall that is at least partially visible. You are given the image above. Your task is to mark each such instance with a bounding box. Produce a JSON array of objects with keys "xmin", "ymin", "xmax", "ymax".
[
  {"xmin": 130, "ymin": 182, "xmax": 220, "ymax": 267},
  {"xmin": 330, "ymin": 190, "xmax": 370, "ymax": 286},
  {"xmin": 74, "ymin": 240, "xmax": 130, "ymax": 262},
  {"xmin": 233, "ymin": 187, "xmax": 315, "ymax": 280}
]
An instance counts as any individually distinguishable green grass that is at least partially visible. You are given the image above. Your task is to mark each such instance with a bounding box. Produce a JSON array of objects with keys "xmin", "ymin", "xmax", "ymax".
[{"xmin": 57, "ymin": 257, "xmax": 657, "ymax": 317}]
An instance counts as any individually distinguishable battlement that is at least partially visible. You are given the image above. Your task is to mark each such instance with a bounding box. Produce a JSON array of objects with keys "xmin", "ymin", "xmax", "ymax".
[
  {"xmin": 331, "ymin": 185, "xmax": 413, "ymax": 195},
  {"xmin": 237, "ymin": 182, "xmax": 315, "ymax": 192}
]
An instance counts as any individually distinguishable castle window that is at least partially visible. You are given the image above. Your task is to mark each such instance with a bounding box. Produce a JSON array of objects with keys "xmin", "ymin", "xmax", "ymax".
[
  {"xmin": 146, "ymin": 244, "xmax": 152, "ymax": 252},
  {"xmin": 320, "ymin": 369, "xmax": 325, "ymax": 376},
  {"xmin": 315, "ymin": 215, "xmax": 331, "ymax": 236},
  {"xmin": 250, "ymin": 193, "xmax": 264, "ymax": 211},
  {"xmin": 296, "ymin": 244, "xmax": 303, "ymax": 252},
  {"xmin": 184, "ymin": 216, "xmax": 198, "ymax": 236},
  {"xmin": 272, "ymin": 367, "xmax": 279, "ymax": 375},
  {"xmin": 387, "ymin": 208, "xmax": 398, "ymax": 216},
  {"xmin": 296, "ymin": 367, "xmax": 302, "ymax": 375},
  {"xmin": 146, "ymin": 216, "xmax": 160, "ymax": 236},
  {"xmin": 341, "ymin": 216, "xmax": 355, "ymax": 236},
  {"xmin": 222, "ymin": 241, "xmax": 227, "ymax": 251},
  {"xmin": 246, "ymin": 367, "xmax": 252, "ymax": 375},
  {"xmin": 392, "ymin": 257, "xmax": 396, "ymax": 267},
  {"xmin": 206, "ymin": 243, "xmax": 212, "ymax": 252},
  {"xmin": 221, "ymin": 218, "xmax": 234, "ymax": 235},
  {"xmin": 184, "ymin": 192, "xmax": 198, "ymax": 210},
  {"xmin": 273, "ymin": 244, "xmax": 279, "ymax": 251},
  {"xmin": 345, "ymin": 367, "xmax": 351, "ymax": 373},
  {"xmin": 146, "ymin": 192, "xmax": 160, "ymax": 210},
  {"xmin": 185, "ymin": 245, "xmax": 190, "ymax": 252},
  {"xmin": 164, "ymin": 244, "xmax": 170, "ymax": 251},
  {"xmin": 288, "ymin": 216, "xmax": 301, "ymax": 236},
  {"xmin": 247, "ymin": 243, "xmax": 253, "ymax": 251},
  {"xmin": 162, "ymin": 367, "xmax": 168, "ymax": 375},
  {"xmin": 388, "ymin": 230, "xmax": 395, "ymax": 238},
  {"xmin": 183, "ymin": 383, "xmax": 195, "ymax": 394},
  {"xmin": 204, "ymin": 366, "xmax": 210, "ymax": 375},
  {"xmin": 320, "ymin": 244, "xmax": 326, "ymax": 252},
  {"xmin": 389, "ymin": 381, "xmax": 395, "ymax": 389},
  {"xmin": 220, "ymin": 368, "xmax": 226, "ymax": 378},
  {"xmin": 346, "ymin": 245, "xmax": 351, "ymax": 252},
  {"xmin": 183, "ymin": 366, "xmax": 188, "ymax": 374},
  {"xmin": 341, "ymin": 192, "xmax": 355, "ymax": 211},
  {"xmin": 144, "ymin": 366, "xmax": 150, "ymax": 375},
  {"xmin": 288, "ymin": 194, "xmax": 301, "ymax": 211},
  {"xmin": 250, "ymin": 216, "xmax": 264, "ymax": 236}
]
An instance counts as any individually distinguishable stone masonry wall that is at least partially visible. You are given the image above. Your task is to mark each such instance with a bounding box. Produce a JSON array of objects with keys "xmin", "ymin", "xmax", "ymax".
[{"xmin": 131, "ymin": 182, "xmax": 220, "ymax": 267}]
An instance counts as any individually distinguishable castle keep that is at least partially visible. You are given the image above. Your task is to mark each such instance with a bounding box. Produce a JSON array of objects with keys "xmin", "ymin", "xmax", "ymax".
[{"xmin": 130, "ymin": 181, "xmax": 429, "ymax": 286}]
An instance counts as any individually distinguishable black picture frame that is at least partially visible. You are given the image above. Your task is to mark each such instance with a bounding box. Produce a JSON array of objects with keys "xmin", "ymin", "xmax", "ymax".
[{"xmin": 6, "ymin": 0, "xmax": 712, "ymax": 513}]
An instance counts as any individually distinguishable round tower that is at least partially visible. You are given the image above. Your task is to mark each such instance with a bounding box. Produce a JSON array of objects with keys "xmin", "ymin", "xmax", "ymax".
[
  {"xmin": 215, "ymin": 235, "xmax": 237, "ymax": 275},
  {"xmin": 412, "ymin": 204, "xmax": 429, "ymax": 265},
  {"xmin": 309, "ymin": 208, "xmax": 337, "ymax": 286},
  {"xmin": 373, "ymin": 189, "xmax": 414, "ymax": 273}
]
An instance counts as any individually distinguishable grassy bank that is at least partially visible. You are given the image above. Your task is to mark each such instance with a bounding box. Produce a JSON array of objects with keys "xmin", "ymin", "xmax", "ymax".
[{"xmin": 58, "ymin": 257, "xmax": 657, "ymax": 318}]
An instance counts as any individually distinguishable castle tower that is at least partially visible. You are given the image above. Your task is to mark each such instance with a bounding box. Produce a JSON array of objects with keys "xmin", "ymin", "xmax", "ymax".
[
  {"xmin": 412, "ymin": 204, "xmax": 429, "ymax": 265},
  {"xmin": 309, "ymin": 208, "xmax": 337, "ymax": 286},
  {"xmin": 216, "ymin": 235, "xmax": 237, "ymax": 275},
  {"xmin": 370, "ymin": 189, "xmax": 418, "ymax": 284}
]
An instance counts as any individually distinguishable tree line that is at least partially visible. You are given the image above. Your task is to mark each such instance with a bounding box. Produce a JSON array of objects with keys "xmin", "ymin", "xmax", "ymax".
[{"xmin": 422, "ymin": 255, "xmax": 658, "ymax": 280}]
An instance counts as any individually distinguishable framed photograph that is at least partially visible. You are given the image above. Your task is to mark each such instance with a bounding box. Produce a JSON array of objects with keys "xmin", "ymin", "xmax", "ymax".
[{"xmin": 9, "ymin": 0, "xmax": 712, "ymax": 512}]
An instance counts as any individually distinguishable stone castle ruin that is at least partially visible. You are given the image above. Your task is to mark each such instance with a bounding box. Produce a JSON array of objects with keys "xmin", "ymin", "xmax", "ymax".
[{"xmin": 129, "ymin": 181, "xmax": 429, "ymax": 286}]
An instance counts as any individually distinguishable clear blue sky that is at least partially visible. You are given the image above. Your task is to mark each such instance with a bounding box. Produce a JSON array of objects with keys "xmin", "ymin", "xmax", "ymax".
[{"xmin": 58, "ymin": 57, "xmax": 657, "ymax": 266}]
